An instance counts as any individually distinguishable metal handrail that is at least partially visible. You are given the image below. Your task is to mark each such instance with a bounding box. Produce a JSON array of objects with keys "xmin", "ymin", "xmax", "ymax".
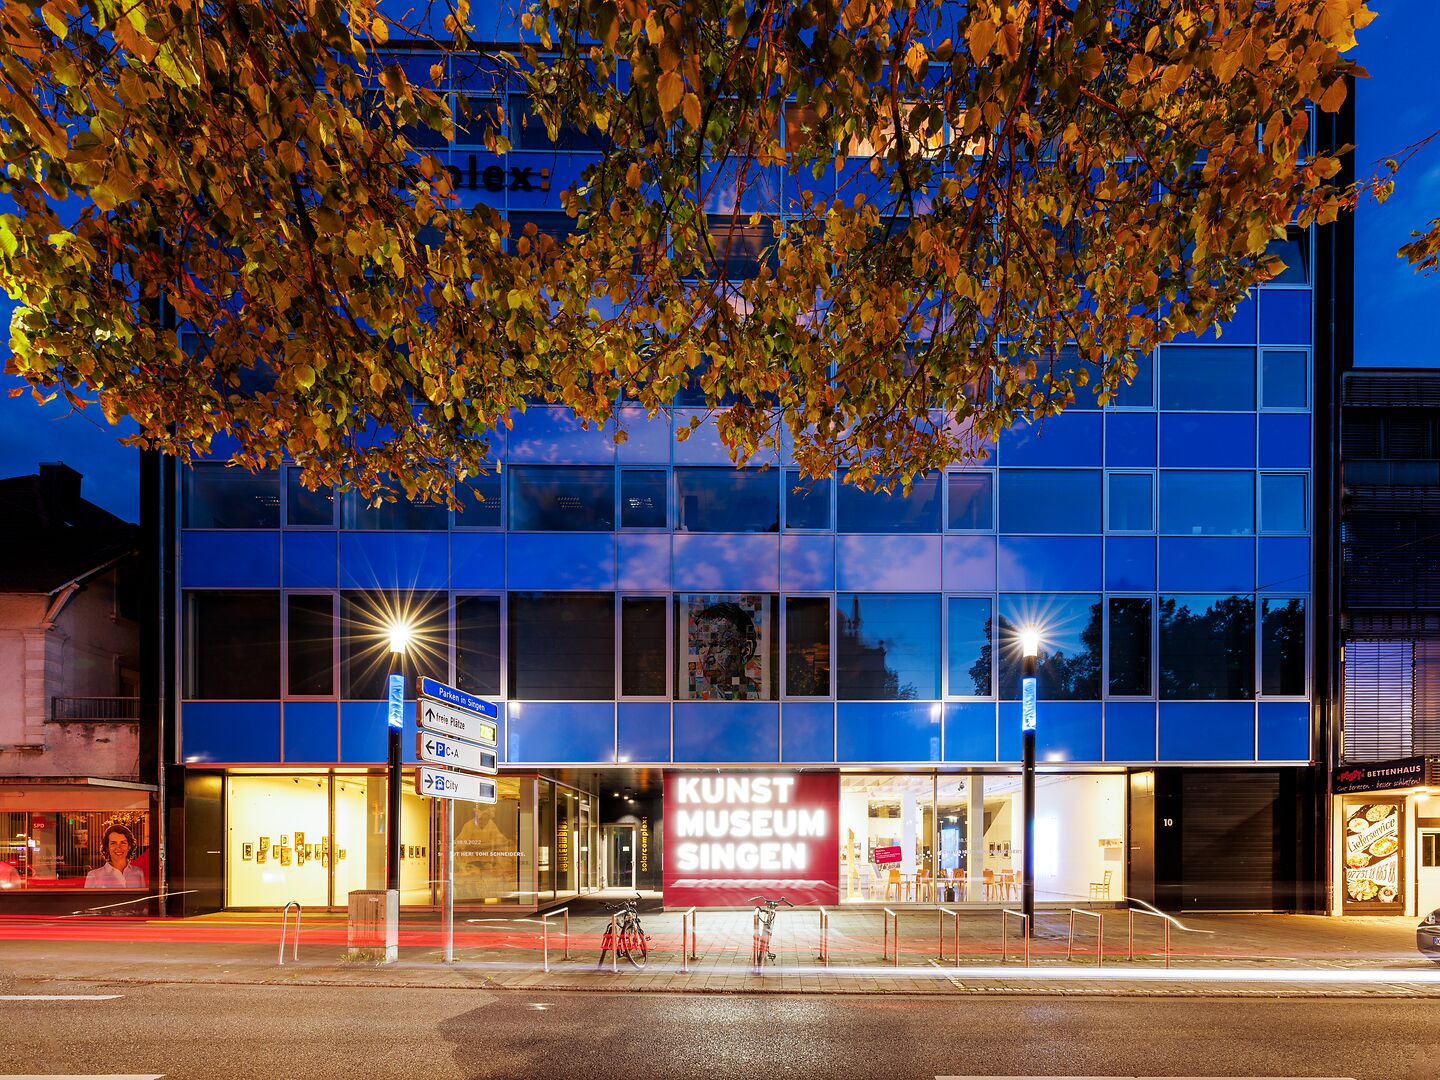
[
  {"xmin": 817, "ymin": 907, "xmax": 829, "ymax": 967},
  {"xmin": 541, "ymin": 906, "xmax": 569, "ymax": 973},
  {"xmin": 881, "ymin": 907, "xmax": 900, "ymax": 967},
  {"xmin": 1127, "ymin": 906, "xmax": 1171, "ymax": 968},
  {"xmin": 278, "ymin": 901, "xmax": 301, "ymax": 965},
  {"xmin": 680, "ymin": 907, "xmax": 698, "ymax": 973},
  {"xmin": 1000, "ymin": 908, "xmax": 1030, "ymax": 966},
  {"xmin": 1067, "ymin": 908, "xmax": 1103, "ymax": 967},
  {"xmin": 937, "ymin": 907, "xmax": 961, "ymax": 966}
]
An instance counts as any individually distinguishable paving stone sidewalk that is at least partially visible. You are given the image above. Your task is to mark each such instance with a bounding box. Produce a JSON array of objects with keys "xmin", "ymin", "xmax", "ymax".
[{"xmin": 2, "ymin": 908, "xmax": 1436, "ymax": 998}]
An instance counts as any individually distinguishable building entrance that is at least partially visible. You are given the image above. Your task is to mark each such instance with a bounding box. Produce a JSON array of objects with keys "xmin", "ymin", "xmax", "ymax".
[
  {"xmin": 605, "ymin": 825, "xmax": 636, "ymax": 889},
  {"xmin": 1420, "ymin": 829, "xmax": 1440, "ymax": 916}
]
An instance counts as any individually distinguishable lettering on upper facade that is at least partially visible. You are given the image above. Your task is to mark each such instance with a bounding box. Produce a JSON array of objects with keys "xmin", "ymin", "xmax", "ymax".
[{"xmin": 443, "ymin": 155, "xmax": 552, "ymax": 193}]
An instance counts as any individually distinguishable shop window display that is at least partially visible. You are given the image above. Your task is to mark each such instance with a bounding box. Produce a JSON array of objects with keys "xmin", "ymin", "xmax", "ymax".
[{"xmin": 0, "ymin": 808, "xmax": 151, "ymax": 891}]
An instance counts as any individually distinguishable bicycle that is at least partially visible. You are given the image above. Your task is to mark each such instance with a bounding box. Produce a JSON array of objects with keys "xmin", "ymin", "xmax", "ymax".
[
  {"xmin": 749, "ymin": 895, "xmax": 793, "ymax": 966},
  {"xmin": 598, "ymin": 893, "xmax": 649, "ymax": 969}
]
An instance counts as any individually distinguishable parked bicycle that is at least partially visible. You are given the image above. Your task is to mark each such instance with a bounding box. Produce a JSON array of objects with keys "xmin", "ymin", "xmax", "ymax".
[
  {"xmin": 598, "ymin": 893, "xmax": 649, "ymax": 969},
  {"xmin": 749, "ymin": 895, "xmax": 793, "ymax": 965}
]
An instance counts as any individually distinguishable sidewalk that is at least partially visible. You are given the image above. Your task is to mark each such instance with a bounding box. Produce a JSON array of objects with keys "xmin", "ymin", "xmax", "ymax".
[{"xmin": 1, "ymin": 907, "xmax": 1436, "ymax": 998}]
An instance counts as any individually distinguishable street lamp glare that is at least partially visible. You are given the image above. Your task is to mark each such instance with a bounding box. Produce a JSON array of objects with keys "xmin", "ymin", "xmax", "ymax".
[
  {"xmin": 387, "ymin": 620, "xmax": 412, "ymax": 654},
  {"xmin": 1020, "ymin": 627, "xmax": 1041, "ymax": 658}
]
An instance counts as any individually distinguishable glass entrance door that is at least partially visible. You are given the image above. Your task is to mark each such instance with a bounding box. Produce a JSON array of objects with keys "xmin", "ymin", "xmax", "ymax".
[
  {"xmin": 607, "ymin": 825, "xmax": 636, "ymax": 890},
  {"xmin": 1420, "ymin": 829, "xmax": 1440, "ymax": 916}
]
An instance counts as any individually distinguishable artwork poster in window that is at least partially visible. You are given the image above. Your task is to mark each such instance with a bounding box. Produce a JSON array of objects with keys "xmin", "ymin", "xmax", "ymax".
[
  {"xmin": 681, "ymin": 594, "xmax": 771, "ymax": 701},
  {"xmin": 1342, "ymin": 801, "xmax": 1405, "ymax": 912}
]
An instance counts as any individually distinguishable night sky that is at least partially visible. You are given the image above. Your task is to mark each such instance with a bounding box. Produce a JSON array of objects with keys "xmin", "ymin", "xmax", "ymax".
[{"xmin": 1, "ymin": 7, "xmax": 1436, "ymax": 522}]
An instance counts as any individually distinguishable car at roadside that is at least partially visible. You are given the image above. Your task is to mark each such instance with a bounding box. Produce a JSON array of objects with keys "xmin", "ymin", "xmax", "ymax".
[{"xmin": 1420, "ymin": 909, "xmax": 1440, "ymax": 963}]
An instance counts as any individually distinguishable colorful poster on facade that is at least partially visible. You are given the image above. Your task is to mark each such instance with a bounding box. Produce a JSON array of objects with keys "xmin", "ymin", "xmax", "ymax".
[
  {"xmin": 680, "ymin": 594, "xmax": 771, "ymax": 700},
  {"xmin": 1342, "ymin": 800, "xmax": 1405, "ymax": 912},
  {"xmin": 663, "ymin": 771, "xmax": 840, "ymax": 907}
]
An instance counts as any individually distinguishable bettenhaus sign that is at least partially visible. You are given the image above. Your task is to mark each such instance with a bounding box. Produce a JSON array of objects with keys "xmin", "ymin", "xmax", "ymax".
[
  {"xmin": 662, "ymin": 771, "xmax": 839, "ymax": 908},
  {"xmin": 1333, "ymin": 757, "xmax": 1427, "ymax": 795}
]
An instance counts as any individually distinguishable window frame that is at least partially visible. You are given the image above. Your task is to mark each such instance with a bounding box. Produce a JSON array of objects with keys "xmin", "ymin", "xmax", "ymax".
[
  {"xmin": 782, "ymin": 469, "xmax": 834, "ymax": 533},
  {"xmin": 618, "ymin": 468, "xmax": 670, "ymax": 531},
  {"xmin": 1259, "ymin": 347, "xmax": 1311, "ymax": 411},
  {"xmin": 450, "ymin": 471, "xmax": 505, "ymax": 531},
  {"xmin": 618, "ymin": 593, "xmax": 671, "ymax": 700},
  {"xmin": 1259, "ymin": 472, "xmax": 1310, "ymax": 535},
  {"xmin": 781, "ymin": 593, "xmax": 835, "ymax": 700},
  {"xmin": 452, "ymin": 591, "xmax": 504, "ymax": 699},
  {"xmin": 944, "ymin": 471, "xmax": 997, "ymax": 533},
  {"xmin": 1105, "ymin": 471, "xmax": 1156, "ymax": 534},
  {"xmin": 507, "ymin": 464, "xmax": 616, "ymax": 533},
  {"xmin": 997, "ymin": 468, "xmax": 1104, "ymax": 535},
  {"xmin": 942, "ymin": 594, "xmax": 995, "ymax": 700},
  {"xmin": 1258, "ymin": 594, "xmax": 1309, "ymax": 700},
  {"xmin": 283, "ymin": 465, "xmax": 337, "ymax": 529},
  {"xmin": 1102, "ymin": 594, "xmax": 1156, "ymax": 700},
  {"xmin": 282, "ymin": 590, "xmax": 339, "ymax": 699}
]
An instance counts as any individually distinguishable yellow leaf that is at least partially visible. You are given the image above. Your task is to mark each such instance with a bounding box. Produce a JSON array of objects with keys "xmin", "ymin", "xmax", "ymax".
[
  {"xmin": 1317, "ymin": 77, "xmax": 1347, "ymax": 114},
  {"xmin": 657, "ymin": 71, "xmax": 685, "ymax": 116},
  {"xmin": 370, "ymin": 16, "xmax": 389, "ymax": 44},
  {"xmin": 682, "ymin": 92, "xmax": 702, "ymax": 131},
  {"xmin": 967, "ymin": 19, "xmax": 996, "ymax": 61}
]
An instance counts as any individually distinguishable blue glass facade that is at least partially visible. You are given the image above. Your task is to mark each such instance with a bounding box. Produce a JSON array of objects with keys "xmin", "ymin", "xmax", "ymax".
[{"xmin": 177, "ymin": 300, "xmax": 1316, "ymax": 770}]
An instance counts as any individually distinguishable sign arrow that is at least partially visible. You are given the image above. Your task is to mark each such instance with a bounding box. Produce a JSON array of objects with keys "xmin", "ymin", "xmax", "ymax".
[{"xmin": 416, "ymin": 731, "xmax": 497, "ymax": 775}]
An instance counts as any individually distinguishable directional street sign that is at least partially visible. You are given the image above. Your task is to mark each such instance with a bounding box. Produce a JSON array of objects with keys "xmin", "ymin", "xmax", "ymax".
[
  {"xmin": 417, "ymin": 732, "xmax": 497, "ymax": 775},
  {"xmin": 415, "ymin": 766, "xmax": 496, "ymax": 804},
  {"xmin": 417, "ymin": 677, "xmax": 499, "ymax": 720},
  {"xmin": 416, "ymin": 698, "xmax": 498, "ymax": 748}
]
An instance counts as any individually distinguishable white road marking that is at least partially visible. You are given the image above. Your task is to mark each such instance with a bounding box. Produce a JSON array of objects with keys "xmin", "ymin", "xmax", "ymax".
[{"xmin": 0, "ymin": 995, "xmax": 123, "ymax": 1001}]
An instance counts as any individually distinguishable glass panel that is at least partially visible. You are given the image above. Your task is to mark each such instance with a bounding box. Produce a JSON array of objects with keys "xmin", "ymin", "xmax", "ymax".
[
  {"xmin": 1107, "ymin": 597, "xmax": 1152, "ymax": 696},
  {"xmin": 837, "ymin": 594, "xmax": 941, "ymax": 699},
  {"xmin": 1159, "ymin": 472, "xmax": 1255, "ymax": 535},
  {"xmin": 676, "ymin": 593, "xmax": 780, "ymax": 700},
  {"xmin": 675, "ymin": 468, "xmax": 778, "ymax": 533},
  {"xmin": 621, "ymin": 597, "xmax": 667, "ymax": 696},
  {"xmin": 998, "ymin": 470, "xmax": 1102, "ymax": 533},
  {"xmin": 455, "ymin": 94, "xmax": 501, "ymax": 145},
  {"xmin": 1159, "ymin": 346, "xmax": 1256, "ymax": 411},
  {"xmin": 1159, "ymin": 594, "xmax": 1256, "ymax": 699},
  {"xmin": 836, "ymin": 473, "xmax": 942, "ymax": 533},
  {"xmin": 332, "ymin": 773, "xmax": 383, "ymax": 897},
  {"xmin": 0, "ymin": 808, "xmax": 151, "ymax": 890},
  {"xmin": 509, "ymin": 466, "xmax": 614, "ymax": 531},
  {"xmin": 455, "ymin": 596, "xmax": 501, "ymax": 696},
  {"xmin": 1260, "ymin": 474, "xmax": 1307, "ymax": 532},
  {"xmin": 785, "ymin": 596, "xmax": 832, "ymax": 696},
  {"xmin": 1264, "ymin": 228, "xmax": 1308, "ymax": 285},
  {"xmin": 536, "ymin": 779, "xmax": 554, "ymax": 900},
  {"xmin": 556, "ymin": 789, "xmax": 577, "ymax": 897},
  {"xmin": 785, "ymin": 471, "xmax": 832, "ymax": 530},
  {"xmin": 621, "ymin": 470, "xmax": 667, "ymax": 529},
  {"xmin": 455, "ymin": 783, "xmax": 535, "ymax": 910},
  {"xmin": 838, "ymin": 774, "xmax": 939, "ymax": 903},
  {"xmin": 996, "ymin": 594, "xmax": 1102, "ymax": 700},
  {"xmin": 286, "ymin": 467, "xmax": 335, "ymax": 526},
  {"xmin": 946, "ymin": 597, "xmax": 992, "ymax": 697},
  {"xmin": 454, "ymin": 474, "xmax": 502, "ymax": 527},
  {"xmin": 343, "ymin": 491, "xmax": 448, "ymax": 530},
  {"xmin": 1112, "ymin": 353, "xmax": 1154, "ymax": 408},
  {"xmin": 339, "ymin": 591, "xmax": 449, "ymax": 699},
  {"xmin": 1107, "ymin": 474, "xmax": 1153, "ymax": 532},
  {"xmin": 186, "ymin": 591, "xmax": 280, "ymax": 699},
  {"xmin": 226, "ymin": 775, "xmax": 330, "ymax": 907},
  {"xmin": 1261, "ymin": 598, "xmax": 1306, "ymax": 696},
  {"xmin": 509, "ymin": 593, "xmax": 614, "ymax": 699},
  {"xmin": 185, "ymin": 464, "xmax": 280, "ymax": 528},
  {"xmin": 1035, "ymin": 775, "xmax": 1126, "ymax": 901},
  {"xmin": 947, "ymin": 473, "xmax": 995, "ymax": 530},
  {"xmin": 286, "ymin": 595, "xmax": 334, "ymax": 696},
  {"xmin": 1262, "ymin": 350, "xmax": 1308, "ymax": 408},
  {"xmin": 507, "ymin": 95, "xmax": 605, "ymax": 152},
  {"xmin": 934, "ymin": 774, "xmax": 970, "ymax": 901}
]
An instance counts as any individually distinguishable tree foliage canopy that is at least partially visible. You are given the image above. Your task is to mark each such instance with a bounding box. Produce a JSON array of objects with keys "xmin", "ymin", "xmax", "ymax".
[{"xmin": 0, "ymin": 0, "xmax": 1374, "ymax": 500}]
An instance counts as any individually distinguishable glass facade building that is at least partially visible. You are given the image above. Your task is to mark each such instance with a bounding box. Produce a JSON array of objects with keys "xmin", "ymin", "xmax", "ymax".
[{"xmin": 151, "ymin": 14, "xmax": 1329, "ymax": 914}]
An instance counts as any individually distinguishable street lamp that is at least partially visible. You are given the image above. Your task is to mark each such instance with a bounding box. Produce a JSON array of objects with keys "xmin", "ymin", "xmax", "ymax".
[
  {"xmin": 385, "ymin": 620, "xmax": 412, "ymax": 894},
  {"xmin": 1020, "ymin": 627, "xmax": 1039, "ymax": 934}
]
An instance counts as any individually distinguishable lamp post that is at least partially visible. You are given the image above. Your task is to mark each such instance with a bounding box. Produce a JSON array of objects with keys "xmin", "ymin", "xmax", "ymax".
[
  {"xmin": 385, "ymin": 621, "xmax": 411, "ymax": 894},
  {"xmin": 1019, "ymin": 628, "xmax": 1039, "ymax": 934}
]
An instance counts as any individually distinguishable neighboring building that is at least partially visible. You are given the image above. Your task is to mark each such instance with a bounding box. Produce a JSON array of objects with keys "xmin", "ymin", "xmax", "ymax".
[
  {"xmin": 147, "ymin": 28, "xmax": 1331, "ymax": 917},
  {"xmin": 0, "ymin": 463, "xmax": 147, "ymax": 909},
  {"xmin": 1333, "ymin": 371, "xmax": 1440, "ymax": 917}
]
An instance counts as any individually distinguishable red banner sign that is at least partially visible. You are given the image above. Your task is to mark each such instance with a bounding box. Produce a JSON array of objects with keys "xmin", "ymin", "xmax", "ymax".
[
  {"xmin": 663, "ymin": 771, "xmax": 839, "ymax": 908},
  {"xmin": 872, "ymin": 845, "xmax": 902, "ymax": 865}
]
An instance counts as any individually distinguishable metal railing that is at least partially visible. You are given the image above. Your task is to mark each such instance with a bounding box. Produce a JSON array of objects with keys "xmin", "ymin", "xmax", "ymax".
[
  {"xmin": 881, "ymin": 907, "xmax": 900, "ymax": 967},
  {"xmin": 817, "ymin": 907, "xmax": 829, "ymax": 967},
  {"xmin": 1000, "ymin": 909, "xmax": 1030, "ymax": 966},
  {"xmin": 679, "ymin": 907, "xmax": 698, "ymax": 973},
  {"xmin": 278, "ymin": 901, "xmax": 301, "ymax": 965},
  {"xmin": 1127, "ymin": 906, "xmax": 1171, "ymax": 968},
  {"xmin": 1067, "ymin": 908, "xmax": 1103, "ymax": 966},
  {"xmin": 937, "ymin": 907, "xmax": 961, "ymax": 966},
  {"xmin": 50, "ymin": 696, "xmax": 140, "ymax": 722},
  {"xmin": 540, "ymin": 906, "xmax": 569, "ymax": 973}
]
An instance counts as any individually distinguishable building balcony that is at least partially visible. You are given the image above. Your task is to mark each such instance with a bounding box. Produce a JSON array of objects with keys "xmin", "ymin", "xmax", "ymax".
[{"xmin": 49, "ymin": 696, "xmax": 140, "ymax": 723}]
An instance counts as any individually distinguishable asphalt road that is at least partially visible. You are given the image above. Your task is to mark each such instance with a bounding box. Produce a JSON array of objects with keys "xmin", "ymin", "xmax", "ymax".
[{"xmin": 3, "ymin": 982, "xmax": 1437, "ymax": 1080}]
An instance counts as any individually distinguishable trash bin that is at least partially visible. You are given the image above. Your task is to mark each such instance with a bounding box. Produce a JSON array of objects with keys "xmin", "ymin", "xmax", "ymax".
[{"xmin": 347, "ymin": 889, "xmax": 399, "ymax": 963}]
